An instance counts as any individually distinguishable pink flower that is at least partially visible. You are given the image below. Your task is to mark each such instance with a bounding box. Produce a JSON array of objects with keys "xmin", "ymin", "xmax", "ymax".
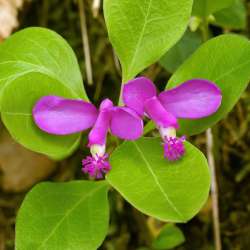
[{"xmin": 122, "ymin": 77, "xmax": 222, "ymax": 160}]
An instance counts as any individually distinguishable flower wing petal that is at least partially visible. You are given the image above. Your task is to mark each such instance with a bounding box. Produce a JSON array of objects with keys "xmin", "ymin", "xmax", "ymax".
[
  {"xmin": 33, "ymin": 96, "xmax": 98, "ymax": 135},
  {"xmin": 159, "ymin": 79, "xmax": 222, "ymax": 119}
]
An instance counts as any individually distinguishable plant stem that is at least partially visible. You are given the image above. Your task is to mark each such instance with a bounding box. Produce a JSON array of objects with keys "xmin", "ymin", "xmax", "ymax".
[
  {"xmin": 201, "ymin": 18, "xmax": 222, "ymax": 250},
  {"xmin": 206, "ymin": 128, "xmax": 222, "ymax": 250},
  {"xmin": 201, "ymin": 19, "xmax": 209, "ymax": 42},
  {"xmin": 78, "ymin": 0, "xmax": 94, "ymax": 86}
]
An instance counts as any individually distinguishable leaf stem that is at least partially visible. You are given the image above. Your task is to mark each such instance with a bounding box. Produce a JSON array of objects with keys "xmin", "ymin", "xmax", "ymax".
[{"xmin": 201, "ymin": 19, "xmax": 209, "ymax": 42}]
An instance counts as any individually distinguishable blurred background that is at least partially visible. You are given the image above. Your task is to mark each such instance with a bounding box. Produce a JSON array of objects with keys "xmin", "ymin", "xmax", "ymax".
[{"xmin": 0, "ymin": 0, "xmax": 250, "ymax": 249}]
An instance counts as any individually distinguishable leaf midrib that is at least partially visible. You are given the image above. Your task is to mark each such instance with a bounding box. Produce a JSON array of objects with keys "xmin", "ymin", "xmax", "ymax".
[
  {"xmin": 0, "ymin": 60, "xmax": 79, "ymax": 98},
  {"xmin": 168, "ymin": 50, "xmax": 250, "ymax": 89},
  {"xmin": 127, "ymin": 0, "xmax": 153, "ymax": 77},
  {"xmin": 37, "ymin": 184, "xmax": 106, "ymax": 249},
  {"xmin": 132, "ymin": 141, "xmax": 184, "ymax": 220}
]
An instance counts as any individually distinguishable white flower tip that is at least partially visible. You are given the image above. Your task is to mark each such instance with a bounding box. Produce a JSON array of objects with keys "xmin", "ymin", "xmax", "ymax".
[
  {"xmin": 90, "ymin": 144, "xmax": 106, "ymax": 157},
  {"xmin": 159, "ymin": 126, "xmax": 177, "ymax": 139}
]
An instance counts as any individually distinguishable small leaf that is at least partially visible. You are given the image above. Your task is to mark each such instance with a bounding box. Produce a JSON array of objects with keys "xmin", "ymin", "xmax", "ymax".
[
  {"xmin": 152, "ymin": 224, "xmax": 185, "ymax": 250},
  {"xmin": 107, "ymin": 137, "xmax": 210, "ymax": 222},
  {"xmin": 192, "ymin": 0, "xmax": 235, "ymax": 17},
  {"xmin": 213, "ymin": 0, "xmax": 246, "ymax": 30},
  {"xmin": 167, "ymin": 34, "xmax": 250, "ymax": 135},
  {"xmin": 104, "ymin": 0, "xmax": 193, "ymax": 82},
  {"xmin": 160, "ymin": 29, "xmax": 202, "ymax": 74},
  {"xmin": 16, "ymin": 181, "xmax": 109, "ymax": 250}
]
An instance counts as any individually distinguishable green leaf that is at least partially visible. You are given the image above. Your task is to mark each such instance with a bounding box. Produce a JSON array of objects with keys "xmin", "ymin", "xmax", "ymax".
[
  {"xmin": 213, "ymin": 0, "xmax": 246, "ymax": 30},
  {"xmin": 104, "ymin": 0, "xmax": 193, "ymax": 82},
  {"xmin": 192, "ymin": 0, "xmax": 235, "ymax": 17},
  {"xmin": 160, "ymin": 29, "xmax": 202, "ymax": 74},
  {"xmin": 167, "ymin": 34, "xmax": 250, "ymax": 135},
  {"xmin": 0, "ymin": 27, "xmax": 87, "ymax": 99},
  {"xmin": 16, "ymin": 181, "xmax": 109, "ymax": 250},
  {"xmin": 0, "ymin": 27, "xmax": 88, "ymax": 159},
  {"xmin": 152, "ymin": 224, "xmax": 185, "ymax": 250},
  {"xmin": 107, "ymin": 137, "xmax": 210, "ymax": 223},
  {"xmin": 0, "ymin": 72, "xmax": 81, "ymax": 159}
]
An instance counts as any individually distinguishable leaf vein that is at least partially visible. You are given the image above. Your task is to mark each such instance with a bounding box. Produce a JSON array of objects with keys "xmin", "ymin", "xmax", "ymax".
[{"xmin": 132, "ymin": 141, "xmax": 184, "ymax": 220}]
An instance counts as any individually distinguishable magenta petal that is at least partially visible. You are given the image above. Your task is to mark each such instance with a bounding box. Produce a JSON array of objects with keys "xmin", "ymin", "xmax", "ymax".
[
  {"xmin": 88, "ymin": 99, "xmax": 113, "ymax": 146},
  {"xmin": 110, "ymin": 107, "xmax": 143, "ymax": 140},
  {"xmin": 159, "ymin": 79, "xmax": 222, "ymax": 119},
  {"xmin": 122, "ymin": 77, "xmax": 157, "ymax": 115},
  {"xmin": 33, "ymin": 96, "xmax": 98, "ymax": 135},
  {"xmin": 144, "ymin": 96, "xmax": 178, "ymax": 128}
]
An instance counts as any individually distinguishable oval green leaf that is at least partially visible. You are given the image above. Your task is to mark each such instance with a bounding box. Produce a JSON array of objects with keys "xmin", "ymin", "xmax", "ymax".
[
  {"xmin": 192, "ymin": 0, "xmax": 235, "ymax": 17},
  {"xmin": 160, "ymin": 29, "xmax": 202, "ymax": 74},
  {"xmin": 0, "ymin": 27, "xmax": 88, "ymax": 158},
  {"xmin": 104, "ymin": 0, "xmax": 193, "ymax": 82},
  {"xmin": 213, "ymin": 0, "xmax": 246, "ymax": 30},
  {"xmin": 107, "ymin": 137, "xmax": 210, "ymax": 222},
  {"xmin": 152, "ymin": 224, "xmax": 185, "ymax": 250},
  {"xmin": 16, "ymin": 181, "xmax": 109, "ymax": 250},
  {"xmin": 1, "ymin": 72, "xmax": 81, "ymax": 159},
  {"xmin": 167, "ymin": 34, "xmax": 250, "ymax": 135}
]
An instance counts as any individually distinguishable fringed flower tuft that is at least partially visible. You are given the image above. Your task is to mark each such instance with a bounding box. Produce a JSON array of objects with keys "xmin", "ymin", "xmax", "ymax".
[
  {"xmin": 82, "ymin": 154, "xmax": 111, "ymax": 179},
  {"xmin": 163, "ymin": 136, "xmax": 186, "ymax": 161}
]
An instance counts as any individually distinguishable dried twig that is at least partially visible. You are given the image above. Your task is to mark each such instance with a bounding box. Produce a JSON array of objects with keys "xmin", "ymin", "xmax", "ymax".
[
  {"xmin": 78, "ymin": 0, "xmax": 93, "ymax": 85},
  {"xmin": 92, "ymin": 0, "xmax": 101, "ymax": 18},
  {"xmin": 206, "ymin": 128, "xmax": 222, "ymax": 250}
]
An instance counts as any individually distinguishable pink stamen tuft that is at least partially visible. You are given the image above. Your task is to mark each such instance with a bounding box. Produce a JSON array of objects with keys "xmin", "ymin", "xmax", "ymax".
[
  {"xmin": 82, "ymin": 153, "xmax": 111, "ymax": 179},
  {"xmin": 163, "ymin": 136, "xmax": 186, "ymax": 161}
]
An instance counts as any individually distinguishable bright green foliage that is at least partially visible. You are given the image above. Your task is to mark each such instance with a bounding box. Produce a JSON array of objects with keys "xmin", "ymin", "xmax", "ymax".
[
  {"xmin": 213, "ymin": 0, "xmax": 246, "ymax": 30},
  {"xmin": 16, "ymin": 181, "xmax": 109, "ymax": 250},
  {"xmin": 192, "ymin": 0, "xmax": 235, "ymax": 17},
  {"xmin": 104, "ymin": 0, "xmax": 193, "ymax": 82},
  {"xmin": 168, "ymin": 34, "xmax": 250, "ymax": 135},
  {"xmin": 0, "ymin": 27, "xmax": 88, "ymax": 159},
  {"xmin": 152, "ymin": 224, "xmax": 185, "ymax": 250},
  {"xmin": 160, "ymin": 29, "xmax": 202, "ymax": 73},
  {"xmin": 0, "ymin": 27, "xmax": 87, "ymax": 99},
  {"xmin": 1, "ymin": 73, "xmax": 80, "ymax": 159},
  {"xmin": 108, "ymin": 137, "xmax": 210, "ymax": 223}
]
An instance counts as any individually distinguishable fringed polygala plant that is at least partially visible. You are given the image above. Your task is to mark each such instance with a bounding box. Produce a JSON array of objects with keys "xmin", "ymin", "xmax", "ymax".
[{"xmin": 0, "ymin": 0, "xmax": 249, "ymax": 249}]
